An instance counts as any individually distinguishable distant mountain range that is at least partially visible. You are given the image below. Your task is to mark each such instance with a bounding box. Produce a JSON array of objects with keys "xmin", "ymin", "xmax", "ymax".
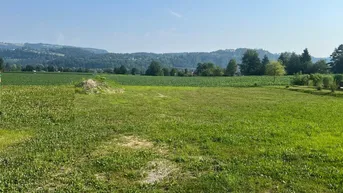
[
  {"xmin": 0, "ymin": 42, "xmax": 108, "ymax": 54},
  {"xmin": 0, "ymin": 42, "xmax": 329, "ymax": 70}
]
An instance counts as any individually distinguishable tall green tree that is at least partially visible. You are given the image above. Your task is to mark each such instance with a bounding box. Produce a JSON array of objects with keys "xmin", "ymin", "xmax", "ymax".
[
  {"xmin": 300, "ymin": 48, "xmax": 312, "ymax": 73},
  {"xmin": 146, "ymin": 61, "xmax": 163, "ymax": 76},
  {"xmin": 23, "ymin": 65, "xmax": 34, "ymax": 72},
  {"xmin": 262, "ymin": 55, "xmax": 270, "ymax": 66},
  {"xmin": 265, "ymin": 61, "xmax": 286, "ymax": 82},
  {"xmin": 261, "ymin": 55, "xmax": 270, "ymax": 74},
  {"xmin": 162, "ymin": 68, "xmax": 170, "ymax": 76},
  {"xmin": 213, "ymin": 66, "xmax": 224, "ymax": 76},
  {"xmin": 114, "ymin": 67, "xmax": 120, "ymax": 74},
  {"xmin": 177, "ymin": 70, "xmax": 185, "ymax": 77},
  {"xmin": 4, "ymin": 63, "xmax": 11, "ymax": 72},
  {"xmin": 184, "ymin": 68, "xmax": 189, "ymax": 76},
  {"xmin": 285, "ymin": 53, "xmax": 302, "ymax": 75},
  {"xmin": 278, "ymin": 52, "xmax": 291, "ymax": 66},
  {"xmin": 330, "ymin": 44, "xmax": 343, "ymax": 73},
  {"xmin": 119, "ymin": 65, "xmax": 128, "ymax": 74},
  {"xmin": 0, "ymin": 58, "xmax": 4, "ymax": 72},
  {"xmin": 47, "ymin": 65, "xmax": 56, "ymax": 72},
  {"xmin": 195, "ymin": 62, "xmax": 217, "ymax": 76},
  {"xmin": 170, "ymin": 68, "xmax": 177, "ymax": 76},
  {"xmin": 300, "ymin": 48, "xmax": 312, "ymax": 64},
  {"xmin": 35, "ymin": 64, "xmax": 44, "ymax": 71},
  {"xmin": 240, "ymin": 50, "xmax": 262, "ymax": 75},
  {"xmin": 310, "ymin": 60, "xmax": 328, "ymax": 74},
  {"xmin": 131, "ymin": 68, "xmax": 138, "ymax": 75},
  {"xmin": 225, "ymin": 59, "xmax": 237, "ymax": 76}
]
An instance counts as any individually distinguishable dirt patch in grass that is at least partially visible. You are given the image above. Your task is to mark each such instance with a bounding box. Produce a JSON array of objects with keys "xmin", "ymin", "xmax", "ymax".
[
  {"xmin": 119, "ymin": 136, "xmax": 154, "ymax": 149},
  {"xmin": 106, "ymin": 88, "xmax": 125, "ymax": 94},
  {"xmin": 141, "ymin": 159, "xmax": 178, "ymax": 184},
  {"xmin": 91, "ymin": 135, "xmax": 156, "ymax": 157},
  {"xmin": 95, "ymin": 173, "xmax": 108, "ymax": 181},
  {"xmin": 157, "ymin": 93, "xmax": 167, "ymax": 98}
]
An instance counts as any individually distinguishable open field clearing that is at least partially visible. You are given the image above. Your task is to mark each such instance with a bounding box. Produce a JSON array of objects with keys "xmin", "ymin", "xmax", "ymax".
[
  {"xmin": 105, "ymin": 75, "xmax": 292, "ymax": 87},
  {"xmin": 0, "ymin": 83, "xmax": 343, "ymax": 192},
  {"xmin": 2, "ymin": 73, "xmax": 291, "ymax": 87},
  {"xmin": 2, "ymin": 73, "xmax": 93, "ymax": 85}
]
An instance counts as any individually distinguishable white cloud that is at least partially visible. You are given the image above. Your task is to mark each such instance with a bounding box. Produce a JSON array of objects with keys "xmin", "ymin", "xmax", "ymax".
[{"xmin": 169, "ymin": 9, "xmax": 183, "ymax": 18}]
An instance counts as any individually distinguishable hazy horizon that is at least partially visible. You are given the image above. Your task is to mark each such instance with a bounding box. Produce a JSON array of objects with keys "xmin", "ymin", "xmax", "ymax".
[{"xmin": 2, "ymin": 0, "xmax": 343, "ymax": 57}]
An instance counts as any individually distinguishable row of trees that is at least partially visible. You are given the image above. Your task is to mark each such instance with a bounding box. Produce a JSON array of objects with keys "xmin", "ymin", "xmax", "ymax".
[
  {"xmin": 239, "ymin": 44, "xmax": 343, "ymax": 75},
  {"xmin": 0, "ymin": 57, "xmax": 3, "ymax": 72},
  {"xmin": 278, "ymin": 49, "xmax": 328, "ymax": 75},
  {"xmin": 142, "ymin": 47, "xmax": 330, "ymax": 77},
  {"xmin": 240, "ymin": 48, "xmax": 329, "ymax": 76},
  {"xmin": 145, "ymin": 61, "xmax": 192, "ymax": 76},
  {"xmin": 142, "ymin": 59, "xmax": 285, "ymax": 81},
  {"xmin": 144, "ymin": 45, "xmax": 343, "ymax": 77},
  {"xmin": 1, "ymin": 44, "xmax": 343, "ymax": 76}
]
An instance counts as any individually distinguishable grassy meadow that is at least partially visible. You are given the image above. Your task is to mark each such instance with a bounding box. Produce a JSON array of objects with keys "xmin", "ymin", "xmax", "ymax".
[
  {"xmin": 0, "ymin": 73, "xmax": 343, "ymax": 192},
  {"xmin": 2, "ymin": 72, "xmax": 291, "ymax": 87}
]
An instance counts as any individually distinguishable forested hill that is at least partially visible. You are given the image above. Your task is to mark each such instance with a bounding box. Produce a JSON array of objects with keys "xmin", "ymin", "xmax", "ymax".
[{"xmin": 0, "ymin": 42, "xmax": 327, "ymax": 70}]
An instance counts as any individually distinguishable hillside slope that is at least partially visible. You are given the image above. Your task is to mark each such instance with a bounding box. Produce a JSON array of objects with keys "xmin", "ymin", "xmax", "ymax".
[{"xmin": 0, "ymin": 42, "xmax": 328, "ymax": 69}]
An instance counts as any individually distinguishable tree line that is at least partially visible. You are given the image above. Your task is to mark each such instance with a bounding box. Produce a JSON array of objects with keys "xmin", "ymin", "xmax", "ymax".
[
  {"xmin": 142, "ymin": 44, "xmax": 343, "ymax": 77},
  {"xmin": 1, "ymin": 44, "xmax": 343, "ymax": 76}
]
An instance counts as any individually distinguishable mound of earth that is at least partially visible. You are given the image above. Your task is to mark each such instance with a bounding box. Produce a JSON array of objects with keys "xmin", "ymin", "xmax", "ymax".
[{"xmin": 75, "ymin": 78, "xmax": 124, "ymax": 94}]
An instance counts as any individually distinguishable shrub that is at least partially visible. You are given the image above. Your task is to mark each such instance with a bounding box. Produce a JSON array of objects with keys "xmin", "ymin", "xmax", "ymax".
[
  {"xmin": 309, "ymin": 74, "xmax": 323, "ymax": 87},
  {"xmin": 334, "ymin": 74, "xmax": 343, "ymax": 85},
  {"xmin": 94, "ymin": 75, "xmax": 106, "ymax": 83},
  {"xmin": 323, "ymin": 76, "xmax": 333, "ymax": 89},
  {"xmin": 302, "ymin": 75, "xmax": 310, "ymax": 86},
  {"xmin": 330, "ymin": 82, "xmax": 337, "ymax": 93},
  {"xmin": 291, "ymin": 73, "xmax": 307, "ymax": 85},
  {"xmin": 316, "ymin": 85, "xmax": 322, "ymax": 91}
]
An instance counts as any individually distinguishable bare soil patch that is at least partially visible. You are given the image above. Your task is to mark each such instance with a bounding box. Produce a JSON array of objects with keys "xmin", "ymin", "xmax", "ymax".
[{"xmin": 141, "ymin": 159, "xmax": 178, "ymax": 184}]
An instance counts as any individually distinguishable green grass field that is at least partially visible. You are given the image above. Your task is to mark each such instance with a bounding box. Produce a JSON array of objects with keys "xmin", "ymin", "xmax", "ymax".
[
  {"xmin": 0, "ymin": 73, "xmax": 343, "ymax": 192},
  {"xmin": 2, "ymin": 72, "xmax": 291, "ymax": 87},
  {"xmin": 2, "ymin": 72, "xmax": 93, "ymax": 85}
]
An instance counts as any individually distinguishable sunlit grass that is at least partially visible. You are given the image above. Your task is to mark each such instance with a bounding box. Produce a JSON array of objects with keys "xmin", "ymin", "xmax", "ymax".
[
  {"xmin": 0, "ymin": 84, "xmax": 342, "ymax": 192},
  {"xmin": 0, "ymin": 130, "xmax": 31, "ymax": 150}
]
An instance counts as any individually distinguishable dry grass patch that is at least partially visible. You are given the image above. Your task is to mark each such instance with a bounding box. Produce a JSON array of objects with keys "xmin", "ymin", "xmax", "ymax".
[
  {"xmin": 141, "ymin": 159, "xmax": 178, "ymax": 184},
  {"xmin": 118, "ymin": 136, "xmax": 154, "ymax": 149},
  {"xmin": 157, "ymin": 93, "xmax": 167, "ymax": 98},
  {"xmin": 91, "ymin": 135, "xmax": 155, "ymax": 157},
  {"xmin": 95, "ymin": 173, "xmax": 108, "ymax": 181}
]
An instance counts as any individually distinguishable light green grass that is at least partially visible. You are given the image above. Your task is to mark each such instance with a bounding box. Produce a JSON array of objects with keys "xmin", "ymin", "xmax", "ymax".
[
  {"xmin": 0, "ymin": 85, "xmax": 342, "ymax": 192},
  {"xmin": 288, "ymin": 86, "xmax": 343, "ymax": 97},
  {"xmin": 0, "ymin": 130, "xmax": 31, "ymax": 150}
]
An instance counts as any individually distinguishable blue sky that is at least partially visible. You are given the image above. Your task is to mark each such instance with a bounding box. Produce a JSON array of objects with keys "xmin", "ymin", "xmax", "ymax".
[{"xmin": 1, "ymin": 0, "xmax": 342, "ymax": 57}]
